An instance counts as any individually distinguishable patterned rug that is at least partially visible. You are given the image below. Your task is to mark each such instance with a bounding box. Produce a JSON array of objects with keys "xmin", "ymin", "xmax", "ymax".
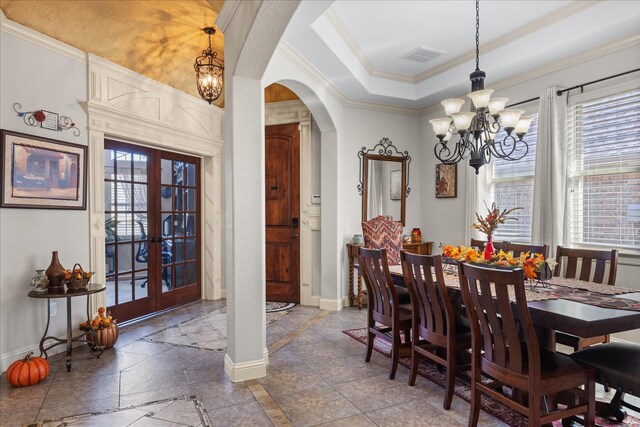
[
  {"xmin": 343, "ymin": 328, "xmax": 640, "ymax": 427},
  {"xmin": 266, "ymin": 301, "xmax": 296, "ymax": 313},
  {"xmin": 139, "ymin": 306, "xmax": 290, "ymax": 351}
]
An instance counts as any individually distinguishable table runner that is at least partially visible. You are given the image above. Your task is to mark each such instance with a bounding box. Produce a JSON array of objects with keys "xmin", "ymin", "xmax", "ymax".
[
  {"xmin": 387, "ymin": 264, "xmax": 640, "ymax": 310},
  {"xmin": 545, "ymin": 277, "xmax": 635, "ymax": 294},
  {"xmin": 387, "ymin": 264, "xmax": 556, "ymax": 302}
]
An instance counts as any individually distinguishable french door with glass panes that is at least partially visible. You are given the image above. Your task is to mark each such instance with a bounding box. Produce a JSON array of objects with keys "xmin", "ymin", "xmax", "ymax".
[{"xmin": 104, "ymin": 140, "xmax": 201, "ymax": 322}]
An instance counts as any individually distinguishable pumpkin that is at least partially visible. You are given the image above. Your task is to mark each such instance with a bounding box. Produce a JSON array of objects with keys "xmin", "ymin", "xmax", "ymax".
[
  {"xmin": 87, "ymin": 324, "xmax": 119, "ymax": 349},
  {"xmin": 6, "ymin": 352, "xmax": 49, "ymax": 387}
]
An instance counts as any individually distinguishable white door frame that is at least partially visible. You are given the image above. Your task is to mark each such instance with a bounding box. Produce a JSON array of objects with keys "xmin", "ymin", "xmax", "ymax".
[
  {"xmin": 85, "ymin": 54, "xmax": 223, "ymax": 314},
  {"xmin": 265, "ymin": 100, "xmax": 313, "ymax": 306}
]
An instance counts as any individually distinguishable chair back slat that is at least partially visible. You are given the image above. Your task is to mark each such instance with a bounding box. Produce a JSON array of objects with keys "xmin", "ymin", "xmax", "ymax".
[
  {"xmin": 459, "ymin": 264, "xmax": 539, "ymax": 376},
  {"xmin": 359, "ymin": 247, "xmax": 397, "ymax": 322},
  {"xmin": 402, "ymin": 252, "xmax": 451, "ymax": 340},
  {"xmin": 554, "ymin": 246, "xmax": 618, "ymax": 285},
  {"xmin": 507, "ymin": 243, "xmax": 549, "ymax": 258}
]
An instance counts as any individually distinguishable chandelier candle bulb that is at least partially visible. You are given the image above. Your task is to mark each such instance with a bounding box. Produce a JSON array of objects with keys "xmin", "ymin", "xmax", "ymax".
[
  {"xmin": 467, "ymin": 89, "xmax": 494, "ymax": 108},
  {"xmin": 430, "ymin": 118, "xmax": 453, "ymax": 138},
  {"xmin": 451, "ymin": 112, "xmax": 476, "ymax": 132},
  {"xmin": 515, "ymin": 116, "xmax": 534, "ymax": 135},
  {"xmin": 498, "ymin": 109, "xmax": 525, "ymax": 130},
  {"xmin": 441, "ymin": 99, "xmax": 466, "ymax": 116},
  {"xmin": 488, "ymin": 97, "xmax": 509, "ymax": 116}
]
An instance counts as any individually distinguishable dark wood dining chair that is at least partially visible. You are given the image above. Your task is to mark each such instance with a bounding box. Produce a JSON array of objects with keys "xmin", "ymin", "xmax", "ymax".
[
  {"xmin": 554, "ymin": 246, "xmax": 619, "ymax": 351},
  {"xmin": 470, "ymin": 238, "xmax": 509, "ymax": 252},
  {"xmin": 401, "ymin": 251, "xmax": 471, "ymax": 409},
  {"xmin": 358, "ymin": 247, "xmax": 412, "ymax": 379},
  {"xmin": 458, "ymin": 263, "xmax": 595, "ymax": 427},
  {"xmin": 571, "ymin": 342, "xmax": 640, "ymax": 422},
  {"xmin": 507, "ymin": 242, "xmax": 549, "ymax": 258}
]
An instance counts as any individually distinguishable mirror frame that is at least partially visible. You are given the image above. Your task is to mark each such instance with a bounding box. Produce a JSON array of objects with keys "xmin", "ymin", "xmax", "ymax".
[{"xmin": 358, "ymin": 137, "xmax": 411, "ymax": 226}]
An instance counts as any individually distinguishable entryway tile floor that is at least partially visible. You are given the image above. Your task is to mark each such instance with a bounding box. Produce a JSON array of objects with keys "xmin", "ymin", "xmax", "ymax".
[{"xmin": 1, "ymin": 300, "xmax": 637, "ymax": 426}]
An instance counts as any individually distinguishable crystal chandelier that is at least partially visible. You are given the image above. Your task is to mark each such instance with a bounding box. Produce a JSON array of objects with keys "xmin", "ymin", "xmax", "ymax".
[
  {"xmin": 194, "ymin": 27, "xmax": 224, "ymax": 104},
  {"xmin": 430, "ymin": 0, "xmax": 532, "ymax": 174}
]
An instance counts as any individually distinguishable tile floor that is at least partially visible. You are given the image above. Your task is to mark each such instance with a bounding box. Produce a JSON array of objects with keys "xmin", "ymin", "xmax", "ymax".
[{"xmin": 0, "ymin": 300, "xmax": 636, "ymax": 426}]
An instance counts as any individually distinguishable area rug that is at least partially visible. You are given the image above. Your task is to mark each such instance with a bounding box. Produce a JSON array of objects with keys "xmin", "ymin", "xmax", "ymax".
[
  {"xmin": 139, "ymin": 305, "xmax": 291, "ymax": 351},
  {"xmin": 343, "ymin": 328, "xmax": 640, "ymax": 427},
  {"xmin": 266, "ymin": 301, "xmax": 296, "ymax": 313}
]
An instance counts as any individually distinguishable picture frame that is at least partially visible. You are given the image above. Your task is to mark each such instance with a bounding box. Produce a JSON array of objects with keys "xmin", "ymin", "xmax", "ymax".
[
  {"xmin": 435, "ymin": 163, "xmax": 457, "ymax": 198},
  {"xmin": 1, "ymin": 129, "xmax": 87, "ymax": 209},
  {"xmin": 390, "ymin": 170, "xmax": 402, "ymax": 200}
]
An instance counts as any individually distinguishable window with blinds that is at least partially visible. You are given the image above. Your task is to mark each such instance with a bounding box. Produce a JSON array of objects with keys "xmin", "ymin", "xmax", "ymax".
[
  {"xmin": 566, "ymin": 87, "xmax": 640, "ymax": 251},
  {"xmin": 487, "ymin": 115, "xmax": 538, "ymax": 242}
]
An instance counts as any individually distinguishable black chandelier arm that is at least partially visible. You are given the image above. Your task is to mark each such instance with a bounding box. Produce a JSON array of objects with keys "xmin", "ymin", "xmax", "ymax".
[
  {"xmin": 434, "ymin": 138, "xmax": 466, "ymax": 165},
  {"xmin": 488, "ymin": 134, "xmax": 529, "ymax": 161}
]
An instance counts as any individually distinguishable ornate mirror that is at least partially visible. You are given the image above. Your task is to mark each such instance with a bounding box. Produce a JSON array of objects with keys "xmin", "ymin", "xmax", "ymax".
[{"xmin": 358, "ymin": 138, "xmax": 411, "ymax": 226}]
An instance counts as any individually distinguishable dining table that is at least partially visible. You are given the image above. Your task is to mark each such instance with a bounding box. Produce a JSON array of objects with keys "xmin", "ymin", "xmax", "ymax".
[{"xmin": 385, "ymin": 263, "xmax": 640, "ymax": 349}]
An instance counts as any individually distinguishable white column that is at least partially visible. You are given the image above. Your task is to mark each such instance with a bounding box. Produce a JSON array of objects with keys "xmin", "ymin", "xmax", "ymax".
[{"xmin": 223, "ymin": 75, "xmax": 268, "ymax": 382}]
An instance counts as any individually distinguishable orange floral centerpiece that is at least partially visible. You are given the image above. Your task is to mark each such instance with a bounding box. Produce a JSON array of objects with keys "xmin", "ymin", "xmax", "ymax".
[
  {"xmin": 441, "ymin": 245, "xmax": 554, "ymax": 281},
  {"xmin": 471, "ymin": 202, "xmax": 522, "ymax": 260},
  {"xmin": 80, "ymin": 307, "xmax": 118, "ymax": 349}
]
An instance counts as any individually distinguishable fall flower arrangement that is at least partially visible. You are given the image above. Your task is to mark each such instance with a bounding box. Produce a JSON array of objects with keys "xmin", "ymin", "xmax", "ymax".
[
  {"xmin": 441, "ymin": 245, "xmax": 554, "ymax": 281},
  {"xmin": 79, "ymin": 307, "xmax": 115, "ymax": 331},
  {"xmin": 471, "ymin": 202, "xmax": 523, "ymax": 238}
]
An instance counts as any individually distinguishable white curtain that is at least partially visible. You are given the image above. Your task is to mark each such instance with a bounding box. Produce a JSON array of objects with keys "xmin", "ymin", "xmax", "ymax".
[
  {"xmin": 367, "ymin": 160, "xmax": 383, "ymax": 218},
  {"xmin": 531, "ymin": 87, "xmax": 568, "ymax": 256},
  {"xmin": 464, "ymin": 163, "xmax": 487, "ymax": 246}
]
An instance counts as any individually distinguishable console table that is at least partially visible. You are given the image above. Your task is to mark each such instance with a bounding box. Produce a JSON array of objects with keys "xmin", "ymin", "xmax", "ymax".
[
  {"xmin": 346, "ymin": 241, "xmax": 433, "ymax": 309},
  {"xmin": 28, "ymin": 284, "xmax": 106, "ymax": 371}
]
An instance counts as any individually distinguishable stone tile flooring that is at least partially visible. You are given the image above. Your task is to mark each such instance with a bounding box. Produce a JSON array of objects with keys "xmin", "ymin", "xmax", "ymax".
[{"xmin": 1, "ymin": 300, "xmax": 636, "ymax": 426}]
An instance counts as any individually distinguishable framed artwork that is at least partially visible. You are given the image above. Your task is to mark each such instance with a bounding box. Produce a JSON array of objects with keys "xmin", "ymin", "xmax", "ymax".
[
  {"xmin": 1, "ymin": 129, "xmax": 87, "ymax": 209},
  {"xmin": 390, "ymin": 170, "xmax": 401, "ymax": 200},
  {"xmin": 435, "ymin": 164, "xmax": 457, "ymax": 198}
]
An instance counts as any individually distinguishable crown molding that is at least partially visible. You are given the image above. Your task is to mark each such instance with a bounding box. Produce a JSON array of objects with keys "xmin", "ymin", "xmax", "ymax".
[
  {"xmin": 323, "ymin": 1, "xmax": 601, "ymax": 87},
  {"xmin": 325, "ymin": 7, "xmax": 415, "ymax": 84},
  {"xmin": 489, "ymin": 34, "xmax": 640, "ymax": 94},
  {"xmin": 276, "ymin": 41, "xmax": 421, "ymax": 117},
  {"xmin": 419, "ymin": 33, "xmax": 640, "ymax": 117},
  {"xmin": 0, "ymin": 10, "xmax": 86, "ymax": 63},
  {"xmin": 414, "ymin": 0, "xmax": 600, "ymax": 84}
]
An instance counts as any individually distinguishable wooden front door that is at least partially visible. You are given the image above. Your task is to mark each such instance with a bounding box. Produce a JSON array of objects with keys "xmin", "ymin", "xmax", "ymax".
[
  {"xmin": 104, "ymin": 140, "xmax": 201, "ymax": 322},
  {"xmin": 265, "ymin": 124, "xmax": 300, "ymax": 303}
]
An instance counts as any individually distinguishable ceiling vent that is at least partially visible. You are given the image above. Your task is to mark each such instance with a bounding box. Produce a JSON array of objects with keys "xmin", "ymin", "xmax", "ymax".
[{"xmin": 400, "ymin": 46, "xmax": 444, "ymax": 63}]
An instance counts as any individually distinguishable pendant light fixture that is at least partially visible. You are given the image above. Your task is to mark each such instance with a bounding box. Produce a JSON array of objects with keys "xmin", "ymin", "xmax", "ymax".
[
  {"xmin": 430, "ymin": 0, "xmax": 532, "ymax": 174},
  {"xmin": 194, "ymin": 27, "xmax": 224, "ymax": 104}
]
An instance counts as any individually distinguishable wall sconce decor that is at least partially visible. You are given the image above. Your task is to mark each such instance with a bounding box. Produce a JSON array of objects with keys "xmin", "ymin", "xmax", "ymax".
[
  {"xmin": 13, "ymin": 103, "xmax": 80, "ymax": 137},
  {"xmin": 194, "ymin": 27, "xmax": 224, "ymax": 104}
]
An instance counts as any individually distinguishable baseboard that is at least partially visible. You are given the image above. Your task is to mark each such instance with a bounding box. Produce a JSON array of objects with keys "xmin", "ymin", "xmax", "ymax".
[
  {"xmin": 319, "ymin": 298, "xmax": 343, "ymax": 311},
  {"xmin": 1, "ymin": 335, "xmax": 78, "ymax": 373},
  {"xmin": 311, "ymin": 295, "xmax": 321, "ymax": 307},
  {"xmin": 224, "ymin": 348, "xmax": 269, "ymax": 383}
]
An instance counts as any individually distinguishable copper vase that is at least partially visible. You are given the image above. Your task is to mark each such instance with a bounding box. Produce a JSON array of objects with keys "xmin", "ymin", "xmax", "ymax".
[{"xmin": 45, "ymin": 251, "xmax": 65, "ymax": 289}]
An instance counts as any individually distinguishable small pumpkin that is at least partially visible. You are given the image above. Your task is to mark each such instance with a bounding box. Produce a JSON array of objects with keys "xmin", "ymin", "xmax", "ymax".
[{"xmin": 6, "ymin": 352, "xmax": 49, "ymax": 387}]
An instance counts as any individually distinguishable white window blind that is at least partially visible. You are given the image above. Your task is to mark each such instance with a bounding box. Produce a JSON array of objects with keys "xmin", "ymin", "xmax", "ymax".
[
  {"xmin": 488, "ymin": 115, "xmax": 538, "ymax": 242},
  {"xmin": 567, "ymin": 87, "xmax": 640, "ymax": 251}
]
